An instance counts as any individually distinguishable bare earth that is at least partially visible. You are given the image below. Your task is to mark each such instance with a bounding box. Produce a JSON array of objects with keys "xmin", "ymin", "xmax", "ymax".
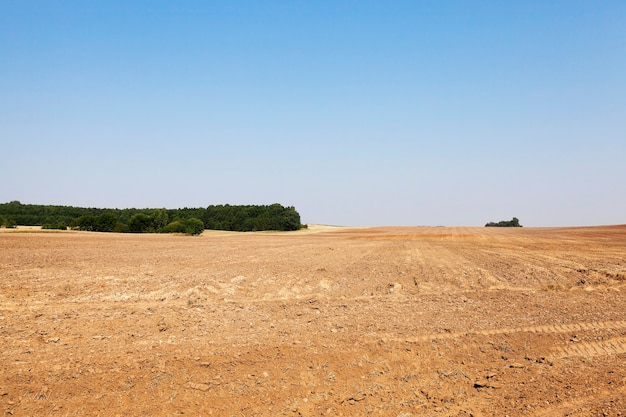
[{"xmin": 1, "ymin": 225, "xmax": 626, "ymax": 416}]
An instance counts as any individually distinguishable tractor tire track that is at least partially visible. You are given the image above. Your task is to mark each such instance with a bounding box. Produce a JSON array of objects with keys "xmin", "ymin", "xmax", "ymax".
[
  {"xmin": 368, "ymin": 320, "xmax": 626, "ymax": 344},
  {"xmin": 533, "ymin": 387, "xmax": 626, "ymax": 417},
  {"xmin": 551, "ymin": 336, "xmax": 626, "ymax": 359}
]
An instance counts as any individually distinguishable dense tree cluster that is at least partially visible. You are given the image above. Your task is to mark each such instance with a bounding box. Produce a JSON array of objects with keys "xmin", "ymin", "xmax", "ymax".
[
  {"xmin": 485, "ymin": 217, "xmax": 522, "ymax": 227},
  {"xmin": 0, "ymin": 201, "xmax": 303, "ymax": 234}
]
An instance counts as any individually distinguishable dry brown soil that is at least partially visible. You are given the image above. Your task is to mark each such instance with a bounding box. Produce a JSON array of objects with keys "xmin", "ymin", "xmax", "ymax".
[{"xmin": 1, "ymin": 225, "xmax": 626, "ymax": 416}]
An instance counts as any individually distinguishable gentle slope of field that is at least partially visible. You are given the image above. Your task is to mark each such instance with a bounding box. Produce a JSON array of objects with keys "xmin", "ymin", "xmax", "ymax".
[{"xmin": 1, "ymin": 225, "xmax": 625, "ymax": 415}]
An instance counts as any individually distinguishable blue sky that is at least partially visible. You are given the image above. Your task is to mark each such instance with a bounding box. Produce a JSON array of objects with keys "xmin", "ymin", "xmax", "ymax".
[{"xmin": 1, "ymin": 1, "xmax": 625, "ymax": 226}]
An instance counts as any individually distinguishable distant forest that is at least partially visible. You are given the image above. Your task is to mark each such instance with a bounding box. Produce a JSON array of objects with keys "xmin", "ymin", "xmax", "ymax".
[{"xmin": 0, "ymin": 201, "xmax": 303, "ymax": 235}]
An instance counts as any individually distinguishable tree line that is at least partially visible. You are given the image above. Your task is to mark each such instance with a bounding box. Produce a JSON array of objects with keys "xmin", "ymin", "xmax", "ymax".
[
  {"xmin": 0, "ymin": 201, "xmax": 303, "ymax": 234},
  {"xmin": 485, "ymin": 217, "xmax": 522, "ymax": 227}
]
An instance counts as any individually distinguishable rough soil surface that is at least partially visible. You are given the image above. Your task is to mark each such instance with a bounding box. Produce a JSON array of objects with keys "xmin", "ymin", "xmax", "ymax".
[{"xmin": 1, "ymin": 225, "xmax": 626, "ymax": 416}]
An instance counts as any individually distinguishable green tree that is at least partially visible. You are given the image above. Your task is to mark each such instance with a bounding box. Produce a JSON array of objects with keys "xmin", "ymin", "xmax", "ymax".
[
  {"xmin": 128, "ymin": 213, "xmax": 153, "ymax": 233},
  {"xmin": 278, "ymin": 206, "xmax": 301, "ymax": 231},
  {"xmin": 0, "ymin": 201, "xmax": 303, "ymax": 233},
  {"xmin": 94, "ymin": 213, "xmax": 118, "ymax": 232},
  {"xmin": 73, "ymin": 216, "xmax": 96, "ymax": 231},
  {"xmin": 151, "ymin": 209, "xmax": 169, "ymax": 231}
]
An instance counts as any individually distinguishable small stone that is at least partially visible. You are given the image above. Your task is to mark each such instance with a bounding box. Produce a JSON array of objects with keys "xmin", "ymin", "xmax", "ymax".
[
  {"xmin": 188, "ymin": 382, "xmax": 210, "ymax": 391},
  {"xmin": 388, "ymin": 282, "xmax": 402, "ymax": 293}
]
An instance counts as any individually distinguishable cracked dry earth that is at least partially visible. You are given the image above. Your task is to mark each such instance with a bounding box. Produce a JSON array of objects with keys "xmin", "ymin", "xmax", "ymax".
[{"xmin": 1, "ymin": 224, "xmax": 626, "ymax": 416}]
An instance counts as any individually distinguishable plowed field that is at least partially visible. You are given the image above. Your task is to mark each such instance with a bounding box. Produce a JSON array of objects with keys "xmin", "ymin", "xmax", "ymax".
[{"xmin": 1, "ymin": 225, "xmax": 626, "ymax": 416}]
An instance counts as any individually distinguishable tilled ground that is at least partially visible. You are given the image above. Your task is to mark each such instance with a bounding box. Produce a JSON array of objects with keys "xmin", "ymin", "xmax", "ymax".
[{"xmin": 1, "ymin": 225, "xmax": 626, "ymax": 416}]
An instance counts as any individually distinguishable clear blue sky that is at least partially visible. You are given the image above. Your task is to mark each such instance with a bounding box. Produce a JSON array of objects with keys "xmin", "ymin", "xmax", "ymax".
[{"xmin": 2, "ymin": 1, "xmax": 625, "ymax": 226}]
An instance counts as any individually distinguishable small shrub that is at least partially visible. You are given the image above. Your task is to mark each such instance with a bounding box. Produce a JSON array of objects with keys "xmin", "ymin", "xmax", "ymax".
[
  {"xmin": 113, "ymin": 222, "xmax": 129, "ymax": 233},
  {"xmin": 184, "ymin": 218, "xmax": 204, "ymax": 235},
  {"xmin": 162, "ymin": 218, "xmax": 204, "ymax": 235},
  {"xmin": 161, "ymin": 220, "xmax": 186, "ymax": 234},
  {"xmin": 42, "ymin": 222, "xmax": 67, "ymax": 230}
]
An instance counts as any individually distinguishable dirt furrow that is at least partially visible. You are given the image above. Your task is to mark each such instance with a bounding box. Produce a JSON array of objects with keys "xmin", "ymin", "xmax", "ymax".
[{"xmin": 533, "ymin": 387, "xmax": 626, "ymax": 417}]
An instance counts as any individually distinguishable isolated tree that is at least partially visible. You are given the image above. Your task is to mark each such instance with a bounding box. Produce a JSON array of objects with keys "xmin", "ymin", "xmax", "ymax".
[{"xmin": 485, "ymin": 217, "xmax": 523, "ymax": 227}]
